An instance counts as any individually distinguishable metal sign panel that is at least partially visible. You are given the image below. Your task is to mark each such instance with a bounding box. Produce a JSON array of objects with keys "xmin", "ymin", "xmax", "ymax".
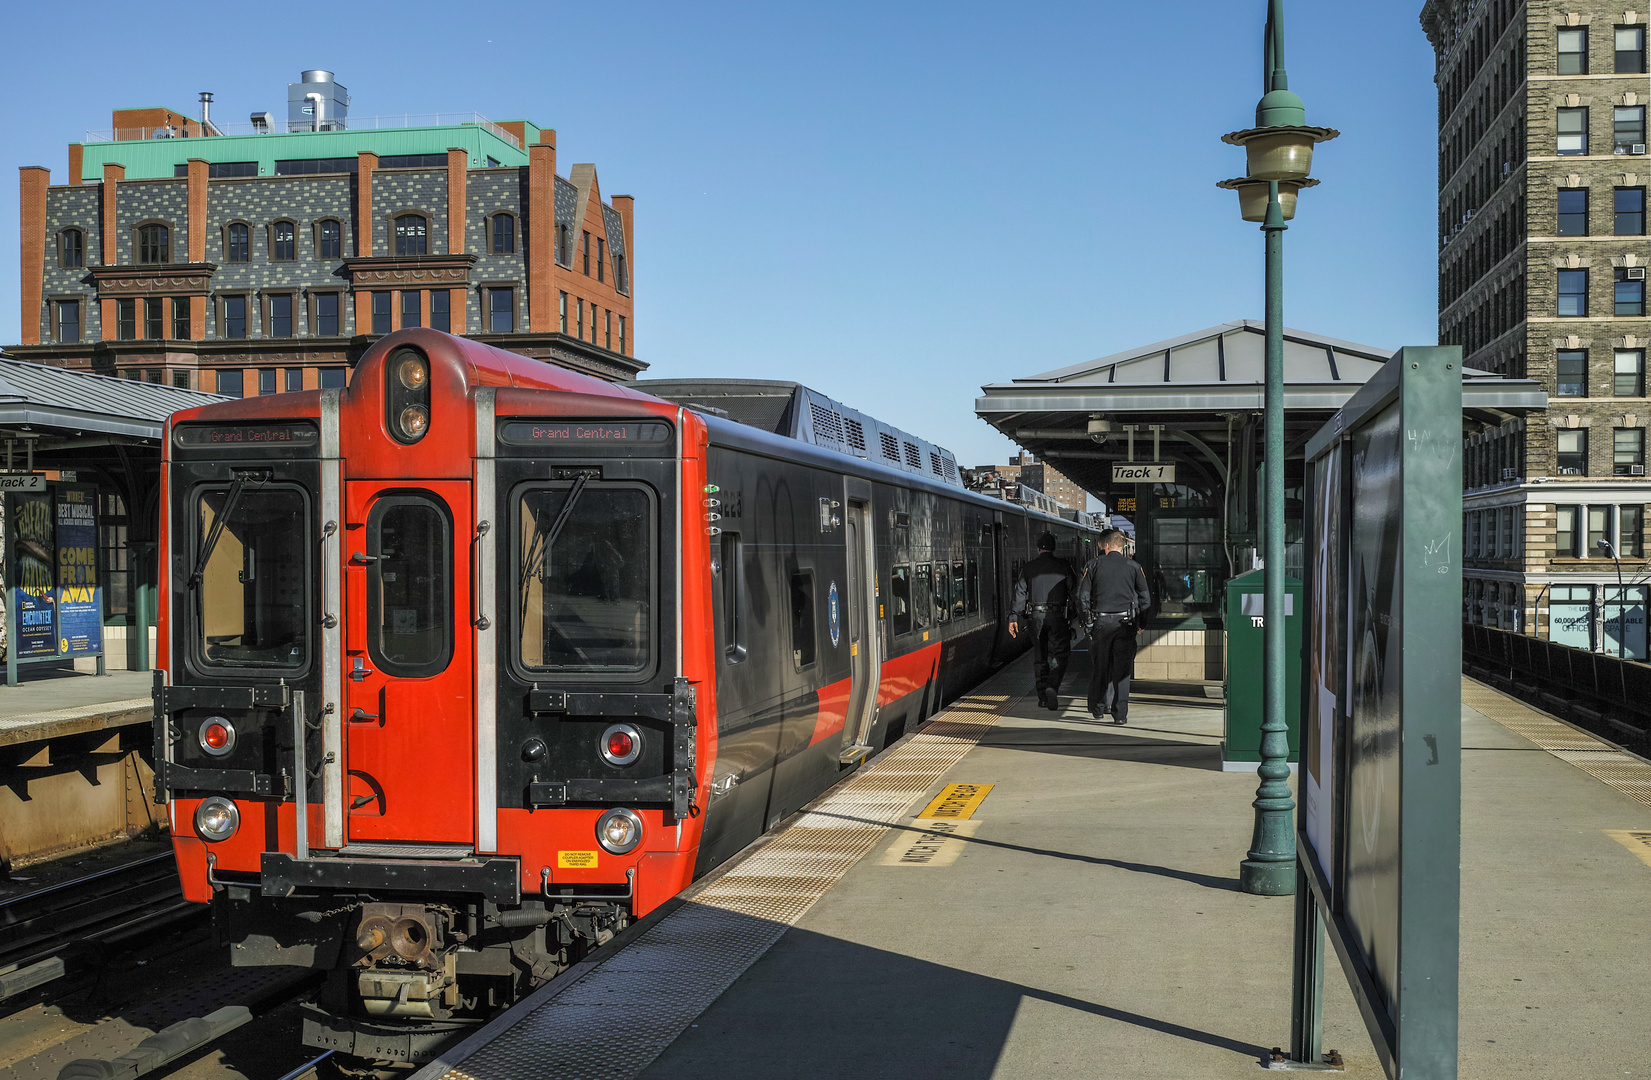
[
  {"xmin": 1111, "ymin": 462, "xmax": 1175, "ymax": 483},
  {"xmin": 0, "ymin": 474, "xmax": 46, "ymax": 492},
  {"xmin": 1298, "ymin": 346, "xmax": 1462, "ymax": 1079}
]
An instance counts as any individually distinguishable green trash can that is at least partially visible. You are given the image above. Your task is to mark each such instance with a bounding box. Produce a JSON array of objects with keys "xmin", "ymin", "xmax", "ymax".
[{"xmin": 1222, "ymin": 569, "xmax": 1302, "ymax": 771}]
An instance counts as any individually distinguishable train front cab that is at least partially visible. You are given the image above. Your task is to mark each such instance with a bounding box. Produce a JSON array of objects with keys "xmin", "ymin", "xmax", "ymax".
[{"xmin": 155, "ymin": 331, "xmax": 711, "ymax": 1059}]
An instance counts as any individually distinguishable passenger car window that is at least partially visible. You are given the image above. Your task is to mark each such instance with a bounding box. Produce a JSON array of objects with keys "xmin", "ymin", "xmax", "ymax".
[
  {"xmin": 194, "ymin": 483, "xmax": 309, "ymax": 670},
  {"xmin": 932, "ymin": 563, "xmax": 950, "ymax": 623},
  {"xmin": 890, "ymin": 566, "xmax": 913, "ymax": 636},
  {"xmin": 913, "ymin": 563, "xmax": 931, "ymax": 628},
  {"xmin": 368, "ymin": 495, "xmax": 452, "ymax": 677},
  {"xmin": 952, "ymin": 561, "xmax": 967, "ymax": 619}
]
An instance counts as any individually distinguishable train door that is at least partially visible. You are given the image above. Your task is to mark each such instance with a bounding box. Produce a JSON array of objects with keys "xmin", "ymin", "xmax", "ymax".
[
  {"xmin": 342, "ymin": 480, "xmax": 475, "ymax": 845},
  {"xmin": 842, "ymin": 497, "xmax": 881, "ymax": 759}
]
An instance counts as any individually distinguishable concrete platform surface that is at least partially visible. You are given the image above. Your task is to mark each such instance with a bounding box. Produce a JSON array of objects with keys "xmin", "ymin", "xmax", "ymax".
[
  {"xmin": 0, "ymin": 669, "xmax": 151, "ymax": 746},
  {"xmin": 636, "ymin": 654, "xmax": 1651, "ymax": 1079}
]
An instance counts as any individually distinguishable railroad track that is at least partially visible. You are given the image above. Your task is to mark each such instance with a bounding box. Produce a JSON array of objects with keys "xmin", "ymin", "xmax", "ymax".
[{"xmin": 0, "ymin": 850, "xmax": 201, "ymax": 998}]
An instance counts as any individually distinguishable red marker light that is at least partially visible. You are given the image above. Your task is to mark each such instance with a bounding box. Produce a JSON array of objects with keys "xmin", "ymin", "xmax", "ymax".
[
  {"xmin": 607, "ymin": 730, "xmax": 634, "ymax": 760},
  {"xmin": 203, "ymin": 723, "xmax": 229, "ymax": 749},
  {"xmin": 198, "ymin": 717, "xmax": 236, "ymax": 756}
]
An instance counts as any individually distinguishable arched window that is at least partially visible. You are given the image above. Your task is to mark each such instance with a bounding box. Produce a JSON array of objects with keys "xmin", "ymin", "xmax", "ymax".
[
  {"xmin": 137, "ymin": 223, "xmax": 171, "ymax": 265},
  {"xmin": 394, "ymin": 214, "xmax": 428, "ymax": 256},
  {"xmin": 272, "ymin": 220, "xmax": 296, "ymax": 261},
  {"xmin": 490, "ymin": 213, "xmax": 515, "ymax": 254},
  {"xmin": 317, "ymin": 219, "xmax": 342, "ymax": 259},
  {"xmin": 59, "ymin": 229, "xmax": 84, "ymax": 269},
  {"xmin": 226, "ymin": 223, "xmax": 250, "ymax": 262}
]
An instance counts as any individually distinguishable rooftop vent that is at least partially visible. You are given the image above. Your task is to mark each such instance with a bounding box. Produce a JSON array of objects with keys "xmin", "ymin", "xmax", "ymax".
[{"xmin": 288, "ymin": 70, "xmax": 350, "ymax": 132}]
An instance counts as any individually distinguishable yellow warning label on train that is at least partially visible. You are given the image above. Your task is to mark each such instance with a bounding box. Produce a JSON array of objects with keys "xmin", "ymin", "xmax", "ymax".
[
  {"xmin": 914, "ymin": 783, "xmax": 994, "ymax": 820},
  {"xmin": 558, "ymin": 851, "xmax": 599, "ymax": 869}
]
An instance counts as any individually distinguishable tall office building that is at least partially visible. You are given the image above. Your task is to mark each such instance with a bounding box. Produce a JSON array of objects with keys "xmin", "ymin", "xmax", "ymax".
[{"xmin": 1423, "ymin": 1, "xmax": 1651, "ymax": 654}]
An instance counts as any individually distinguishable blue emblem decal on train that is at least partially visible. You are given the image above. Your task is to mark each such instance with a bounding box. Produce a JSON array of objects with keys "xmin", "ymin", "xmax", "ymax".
[{"xmin": 828, "ymin": 581, "xmax": 841, "ymax": 647}]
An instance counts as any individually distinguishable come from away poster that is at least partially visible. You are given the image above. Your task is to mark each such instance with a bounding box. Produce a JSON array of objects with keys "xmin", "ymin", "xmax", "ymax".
[
  {"xmin": 9, "ymin": 490, "xmax": 57, "ymax": 658},
  {"xmin": 54, "ymin": 485, "xmax": 100, "ymax": 657}
]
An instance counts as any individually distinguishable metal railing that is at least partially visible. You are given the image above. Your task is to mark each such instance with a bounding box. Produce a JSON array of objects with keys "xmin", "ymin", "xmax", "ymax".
[
  {"xmin": 1463, "ymin": 623, "xmax": 1651, "ymax": 748},
  {"xmin": 83, "ymin": 112, "xmax": 522, "ymax": 150}
]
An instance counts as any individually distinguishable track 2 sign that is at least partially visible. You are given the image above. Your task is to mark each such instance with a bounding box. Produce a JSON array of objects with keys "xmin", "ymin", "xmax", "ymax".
[{"xmin": 1111, "ymin": 462, "xmax": 1175, "ymax": 483}]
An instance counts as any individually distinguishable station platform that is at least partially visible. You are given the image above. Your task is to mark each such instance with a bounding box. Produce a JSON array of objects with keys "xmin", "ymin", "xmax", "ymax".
[
  {"xmin": 0, "ymin": 669, "xmax": 151, "ymax": 748},
  {"xmin": 414, "ymin": 652, "xmax": 1651, "ymax": 1080}
]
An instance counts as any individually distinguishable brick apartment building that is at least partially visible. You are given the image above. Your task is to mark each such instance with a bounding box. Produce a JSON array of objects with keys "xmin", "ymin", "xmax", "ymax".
[
  {"xmin": 12, "ymin": 71, "xmax": 640, "ymax": 392},
  {"xmin": 1422, "ymin": 1, "xmax": 1651, "ymax": 655},
  {"xmin": 965, "ymin": 451, "xmax": 1087, "ymax": 513}
]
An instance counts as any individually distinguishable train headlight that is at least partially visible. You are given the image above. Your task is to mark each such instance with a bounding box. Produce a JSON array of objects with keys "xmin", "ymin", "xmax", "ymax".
[
  {"xmin": 385, "ymin": 347, "xmax": 430, "ymax": 444},
  {"xmin": 197, "ymin": 716, "xmax": 236, "ymax": 756},
  {"xmin": 595, "ymin": 808, "xmax": 643, "ymax": 855},
  {"xmin": 194, "ymin": 797, "xmax": 240, "ymax": 843},
  {"xmin": 600, "ymin": 723, "xmax": 642, "ymax": 767}
]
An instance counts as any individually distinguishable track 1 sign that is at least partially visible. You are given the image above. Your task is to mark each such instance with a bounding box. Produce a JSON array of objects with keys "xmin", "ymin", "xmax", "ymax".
[{"xmin": 1112, "ymin": 462, "xmax": 1175, "ymax": 483}]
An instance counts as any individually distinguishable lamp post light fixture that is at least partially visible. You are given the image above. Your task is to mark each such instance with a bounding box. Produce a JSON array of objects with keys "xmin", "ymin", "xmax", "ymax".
[{"xmin": 1220, "ymin": 0, "xmax": 1337, "ymax": 899}]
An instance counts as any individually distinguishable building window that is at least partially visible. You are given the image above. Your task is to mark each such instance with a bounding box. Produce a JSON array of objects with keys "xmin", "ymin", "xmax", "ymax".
[
  {"xmin": 1590, "ymin": 505, "xmax": 1612, "ymax": 554},
  {"xmin": 431, "ymin": 290, "xmax": 450, "ymax": 332},
  {"xmin": 172, "ymin": 370, "xmax": 190, "ymax": 389},
  {"xmin": 59, "ymin": 229, "xmax": 83, "ymax": 269},
  {"xmin": 320, "ymin": 368, "xmax": 347, "ymax": 390},
  {"xmin": 616, "ymin": 253, "xmax": 627, "ymax": 293},
  {"xmin": 1557, "ymin": 349, "xmax": 1588, "ymax": 396},
  {"xmin": 272, "ymin": 220, "xmax": 296, "ymax": 261},
  {"xmin": 596, "ymin": 237, "xmax": 605, "ymax": 282},
  {"xmin": 1558, "ymin": 188, "xmax": 1589, "ymax": 235},
  {"xmin": 1558, "ymin": 268, "xmax": 1589, "ymax": 315},
  {"xmin": 1617, "ymin": 188, "xmax": 1647, "ymax": 235},
  {"xmin": 226, "ymin": 223, "xmax": 250, "ymax": 262},
  {"xmin": 269, "ymin": 294, "xmax": 293, "ymax": 337},
  {"xmin": 1557, "ymin": 505, "xmax": 1579, "ymax": 556},
  {"xmin": 401, "ymin": 290, "xmax": 422, "ymax": 328},
  {"xmin": 556, "ymin": 224, "xmax": 570, "ymax": 265},
  {"xmin": 1618, "ymin": 350, "xmax": 1647, "ymax": 396},
  {"xmin": 576, "ymin": 298, "xmax": 584, "ymax": 338},
  {"xmin": 217, "ymin": 369, "xmax": 244, "ymax": 397},
  {"xmin": 490, "ymin": 214, "xmax": 515, "ymax": 254},
  {"xmin": 1622, "ymin": 505, "xmax": 1644, "ymax": 557},
  {"xmin": 116, "ymin": 298, "xmax": 135, "ymax": 340},
  {"xmin": 1619, "ymin": 26, "xmax": 1648, "ymax": 73},
  {"xmin": 286, "ymin": 368, "xmax": 303, "ymax": 392},
  {"xmin": 371, "ymin": 291, "xmax": 391, "ymax": 334},
  {"xmin": 1616, "ymin": 106, "xmax": 1646, "ymax": 152},
  {"xmin": 489, "ymin": 287, "xmax": 515, "ymax": 333},
  {"xmin": 604, "ymin": 309, "xmax": 612, "ymax": 349},
  {"xmin": 1558, "ymin": 107, "xmax": 1589, "ymax": 155},
  {"xmin": 618, "ymin": 313, "xmax": 626, "ymax": 355},
  {"xmin": 316, "ymin": 292, "xmax": 340, "ymax": 336},
  {"xmin": 141, "ymin": 297, "xmax": 161, "ymax": 339},
  {"xmin": 318, "ymin": 219, "xmax": 343, "ymax": 258},
  {"xmin": 1616, "ymin": 268, "xmax": 1646, "ymax": 314},
  {"xmin": 394, "ymin": 214, "xmax": 428, "ymax": 256},
  {"xmin": 137, "ymin": 223, "xmax": 170, "ymax": 264},
  {"xmin": 1558, "ymin": 429, "xmax": 1588, "ymax": 474},
  {"xmin": 258, "ymin": 369, "xmax": 278, "ymax": 395},
  {"xmin": 582, "ymin": 231, "xmax": 591, "ymax": 275},
  {"xmin": 224, "ymin": 295, "xmax": 248, "ymax": 339},
  {"xmin": 172, "ymin": 298, "xmax": 190, "ymax": 339},
  {"xmin": 56, "ymin": 299, "xmax": 80, "ymax": 342},
  {"xmin": 1558, "ymin": 27, "xmax": 1589, "ymax": 74},
  {"xmin": 559, "ymin": 291, "xmax": 568, "ymax": 333},
  {"xmin": 1616, "ymin": 428, "xmax": 1646, "ymax": 474}
]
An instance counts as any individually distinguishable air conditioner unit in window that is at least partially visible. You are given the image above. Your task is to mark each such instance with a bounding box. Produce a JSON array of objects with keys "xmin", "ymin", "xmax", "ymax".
[
  {"xmin": 1501, "ymin": 467, "xmax": 1518, "ymax": 480},
  {"xmin": 1502, "ymin": 162, "xmax": 1512, "ymax": 178},
  {"xmin": 1629, "ymin": 267, "xmax": 1647, "ymax": 280},
  {"xmin": 1634, "ymin": 465, "xmax": 1647, "ymax": 475},
  {"xmin": 1635, "ymin": 144, "xmax": 1648, "ymax": 155}
]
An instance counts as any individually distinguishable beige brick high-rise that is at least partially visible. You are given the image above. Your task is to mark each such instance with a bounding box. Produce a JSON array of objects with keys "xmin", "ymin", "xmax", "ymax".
[{"xmin": 1423, "ymin": 0, "xmax": 1651, "ymax": 655}]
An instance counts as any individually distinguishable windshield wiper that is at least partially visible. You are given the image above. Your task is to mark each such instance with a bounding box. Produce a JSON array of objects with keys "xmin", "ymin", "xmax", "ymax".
[
  {"xmin": 520, "ymin": 474, "xmax": 589, "ymax": 605},
  {"xmin": 189, "ymin": 472, "xmax": 266, "ymax": 590}
]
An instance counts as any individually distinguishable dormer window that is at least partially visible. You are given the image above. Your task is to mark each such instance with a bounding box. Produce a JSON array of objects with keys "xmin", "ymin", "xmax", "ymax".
[
  {"xmin": 59, "ymin": 228, "xmax": 84, "ymax": 268},
  {"xmin": 394, "ymin": 214, "xmax": 428, "ymax": 256},
  {"xmin": 137, "ymin": 223, "xmax": 171, "ymax": 264},
  {"xmin": 272, "ymin": 220, "xmax": 296, "ymax": 261},
  {"xmin": 317, "ymin": 219, "xmax": 343, "ymax": 258},
  {"xmin": 226, "ymin": 223, "xmax": 250, "ymax": 262},
  {"xmin": 490, "ymin": 213, "xmax": 516, "ymax": 254}
]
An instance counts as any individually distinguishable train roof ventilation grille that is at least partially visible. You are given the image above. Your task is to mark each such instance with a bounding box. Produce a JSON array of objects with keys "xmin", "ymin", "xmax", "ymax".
[
  {"xmin": 880, "ymin": 432, "xmax": 901, "ymax": 461},
  {"xmin": 844, "ymin": 418, "xmax": 866, "ymax": 453},
  {"xmin": 929, "ymin": 451, "xmax": 945, "ymax": 477},
  {"xmin": 903, "ymin": 441, "xmax": 922, "ymax": 469},
  {"xmin": 809, "ymin": 402, "xmax": 843, "ymax": 445}
]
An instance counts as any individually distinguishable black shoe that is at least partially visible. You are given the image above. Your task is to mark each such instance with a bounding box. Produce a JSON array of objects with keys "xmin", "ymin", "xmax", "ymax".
[
  {"xmin": 1114, "ymin": 715, "xmax": 1127, "ymax": 725},
  {"xmin": 1042, "ymin": 689, "xmax": 1059, "ymax": 711}
]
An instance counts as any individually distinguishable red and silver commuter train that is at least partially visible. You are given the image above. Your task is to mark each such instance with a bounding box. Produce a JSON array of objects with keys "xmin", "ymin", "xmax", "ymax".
[{"xmin": 153, "ymin": 330, "xmax": 1097, "ymax": 1064}]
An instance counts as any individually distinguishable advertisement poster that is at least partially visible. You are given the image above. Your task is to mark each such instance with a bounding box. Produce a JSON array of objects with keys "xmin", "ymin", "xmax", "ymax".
[
  {"xmin": 54, "ymin": 484, "xmax": 101, "ymax": 657},
  {"xmin": 9, "ymin": 491, "xmax": 57, "ymax": 658}
]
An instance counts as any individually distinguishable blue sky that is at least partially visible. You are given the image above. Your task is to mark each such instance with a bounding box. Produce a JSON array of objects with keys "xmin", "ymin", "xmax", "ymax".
[{"xmin": 0, "ymin": 1, "xmax": 1440, "ymax": 468}]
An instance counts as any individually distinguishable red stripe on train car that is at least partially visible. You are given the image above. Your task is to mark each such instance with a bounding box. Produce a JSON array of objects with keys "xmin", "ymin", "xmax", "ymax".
[{"xmin": 808, "ymin": 640, "xmax": 941, "ymax": 747}]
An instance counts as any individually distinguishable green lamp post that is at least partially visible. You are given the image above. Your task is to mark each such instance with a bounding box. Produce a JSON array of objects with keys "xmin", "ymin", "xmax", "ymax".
[{"xmin": 1218, "ymin": 0, "xmax": 1336, "ymax": 898}]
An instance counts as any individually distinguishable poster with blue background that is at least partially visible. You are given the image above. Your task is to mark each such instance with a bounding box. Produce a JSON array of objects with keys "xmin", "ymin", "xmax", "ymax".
[
  {"xmin": 54, "ymin": 484, "xmax": 101, "ymax": 657},
  {"xmin": 8, "ymin": 490, "xmax": 57, "ymax": 658}
]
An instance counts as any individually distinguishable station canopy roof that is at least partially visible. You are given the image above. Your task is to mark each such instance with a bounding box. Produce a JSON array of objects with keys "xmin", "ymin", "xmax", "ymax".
[
  {"xmin": 0, "ymin": 356, "xmax": 222, "ymax": 445},
  {"xmin": 974, "ymin": 320, "xmax": 1547, "ymax": 499}
]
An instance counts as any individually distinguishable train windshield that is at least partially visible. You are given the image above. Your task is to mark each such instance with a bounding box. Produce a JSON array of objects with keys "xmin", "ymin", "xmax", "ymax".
[
  {"xmin": 517, "ymin": 483, "xmax": 653, "ymax": 672},
  {"xmin": 191, "ymin": 483, "xmax": 310, "ymax": 669}
]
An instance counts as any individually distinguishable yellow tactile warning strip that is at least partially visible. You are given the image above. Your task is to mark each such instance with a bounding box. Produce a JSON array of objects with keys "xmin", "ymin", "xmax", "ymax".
[
  {"xmin": 914, "ymin": 782, "xmax": 993, "ymax": 819},
  {"xmin": 1605, "ymin": 829, "xmax": 1651, "ymax": 869},
  {"xmin": 1462, "ymin": 677, "xmax": 1651, "ymax": 810},
  {"xmin": 418, "ymin": 684, "xmax": 1020, "ymax": 1080}
]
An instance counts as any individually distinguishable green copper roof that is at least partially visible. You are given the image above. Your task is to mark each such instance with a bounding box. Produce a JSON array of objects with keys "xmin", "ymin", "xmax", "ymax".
[{"xmin": 74, "ymin": 122, "xmax": 531, "ymax": 182}]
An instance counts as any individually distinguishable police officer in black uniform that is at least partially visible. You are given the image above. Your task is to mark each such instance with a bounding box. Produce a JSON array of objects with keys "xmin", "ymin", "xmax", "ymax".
[
  {"xmin": 1079, "ymin": 529, "xmax": 1152, "ymax": 723},
  {"xmin": 1009, "ymin": 532, "xmax": 1078, "ymax": 711}
]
